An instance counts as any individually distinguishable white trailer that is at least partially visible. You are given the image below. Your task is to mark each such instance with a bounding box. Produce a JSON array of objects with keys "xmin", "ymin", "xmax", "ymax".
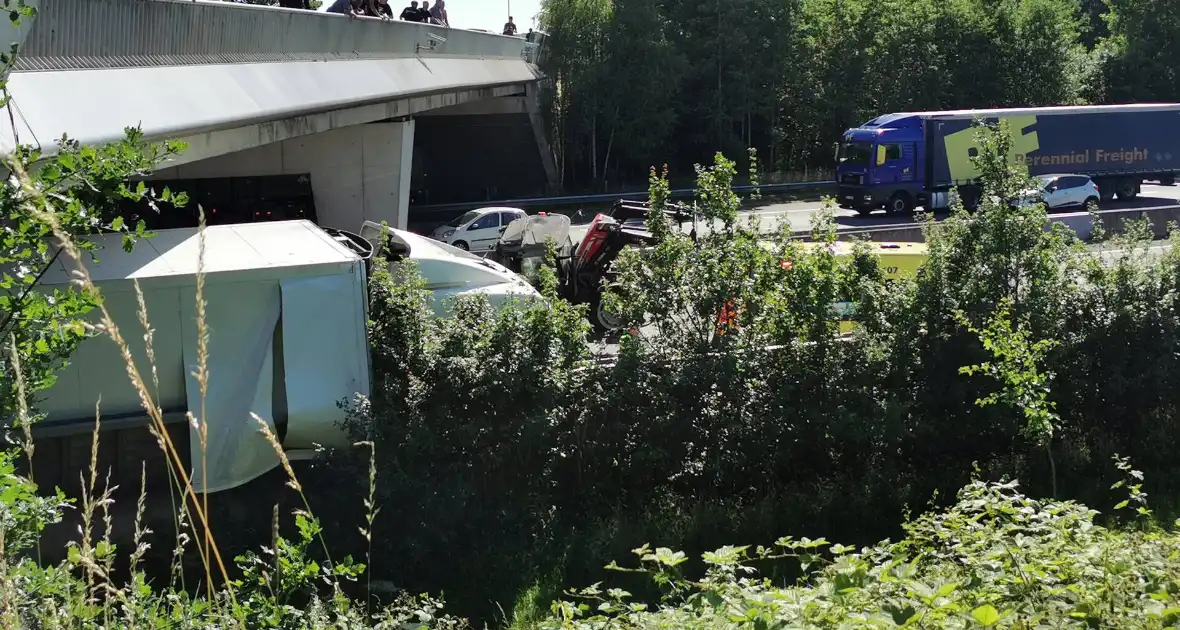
[{"xmin": 32, "ymin": 220, "xmax": 371, "ymax": 493}]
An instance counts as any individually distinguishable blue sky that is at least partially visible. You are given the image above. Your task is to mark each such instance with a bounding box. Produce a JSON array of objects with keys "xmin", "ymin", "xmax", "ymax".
[{"xmin": 450, "ymin": 0, "xmax": 542, "ymax": 31}]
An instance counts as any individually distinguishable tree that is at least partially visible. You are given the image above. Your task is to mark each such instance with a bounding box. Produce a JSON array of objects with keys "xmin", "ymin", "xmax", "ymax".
[{"xmin": 1101, "ymin": 0, "xmax": 1180, "ymax": 102}]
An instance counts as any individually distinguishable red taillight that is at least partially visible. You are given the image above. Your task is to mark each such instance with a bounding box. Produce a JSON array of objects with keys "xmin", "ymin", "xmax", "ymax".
[{"xmin": 1094, "ymin": 184, "xmax": 1100, "ymax": 191}]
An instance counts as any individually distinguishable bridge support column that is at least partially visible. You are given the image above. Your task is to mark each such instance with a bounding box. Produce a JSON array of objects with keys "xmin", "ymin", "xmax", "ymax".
[{"xmin": 366, "ymin": 118, "xmax": 415, "ymax": 231}]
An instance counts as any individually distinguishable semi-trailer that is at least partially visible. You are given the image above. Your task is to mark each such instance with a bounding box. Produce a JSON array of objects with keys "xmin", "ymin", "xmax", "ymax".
[{"xmin": 834, "ymin": 103, "xmax": 1180, "ymax": 216}]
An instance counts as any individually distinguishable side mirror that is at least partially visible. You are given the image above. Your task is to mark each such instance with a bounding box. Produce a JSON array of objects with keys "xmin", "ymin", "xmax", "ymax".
[
  {"xmin": 875, "ymin": 145, "xmax": 887, "ymax": 166},
  {"xmin": 468, "ymin": 223, "xmax": 480, "ymax": 230}
]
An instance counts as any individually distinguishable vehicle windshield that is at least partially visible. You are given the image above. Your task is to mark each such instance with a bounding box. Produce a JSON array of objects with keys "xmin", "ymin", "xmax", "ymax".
[
  {"xmin": 447, "ymin": 211, "xmax": 480, "ymax": 228},
  {"xmin": 838, "ymin": 141, "xmax": 873, "ymax": 165}
]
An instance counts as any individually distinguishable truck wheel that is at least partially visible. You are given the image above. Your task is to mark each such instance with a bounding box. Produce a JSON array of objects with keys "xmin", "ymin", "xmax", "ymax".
[
  {"xmin": 1116, "ymin": 180, "xmax": 1139, "ymax": 200},
  {"xmin": 589, "ymin": 291, "xmax": 623, "ymax": 335},
  {"xmin": 957, "ymin": 187, "xmax": 981, "ymax": 211},
  {"xmin": 1084, "ymin": 196, "xmax": 1099, "ymax": 213},
  {"xmin": 885, "ymin": 192, "xmax": 913, "ymax": 215}
]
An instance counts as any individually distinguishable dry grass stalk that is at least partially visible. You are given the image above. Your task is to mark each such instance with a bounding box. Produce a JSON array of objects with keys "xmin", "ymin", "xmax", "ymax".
[
  {"xmin": 6, "ymin": 159, "xmax": 237, "ymax": 604},
  {"xmin": 355, "ymin": 439, "xmax": 378, "ymax": 615},
  {"xmin": 134, "ymin": 280, "xmax": 194, "ymax": 592},
  {"xmin": 251, "ymin": 413, "xmax": 339, "ymax": 572},
  {"xmin": 193, "ymin": 217, "xmax": 214, "ymax": 601},
  {"xmin": 78, "ymin": 399, "xmax": 102, "ymax": 602},
  {"xmin": 7, "ymin": 333, "xmax": 33, "ymax": 473},
  {"xmin": 130, "ymin": 462, "xmax": 151, "ymax": 573}
]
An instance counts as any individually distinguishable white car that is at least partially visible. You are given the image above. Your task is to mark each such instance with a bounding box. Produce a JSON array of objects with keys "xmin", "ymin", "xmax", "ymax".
[
  {"xmin": 430, "ymin": 207, "xmax": 528, "ymax": 252},
  {"xmin": 361, "ymin": 221, "xmax": 542, "ymax": 316},
  {"xmin": 1018, "ymin": 174, "xmax": 1101, "ymax": 212}
]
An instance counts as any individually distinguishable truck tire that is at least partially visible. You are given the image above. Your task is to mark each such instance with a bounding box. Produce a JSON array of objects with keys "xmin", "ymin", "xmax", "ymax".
[
  {"xmin": 885, "ymin": 192, "xmax": 913, "ymax": 215},
  {"xmin": 956, "ymin": 186, "xmax": 981, "ymax": 211},
  {"xmin": 1116, "ymin": 180, "xmax": 1139, "ymax": 201},
  {"xmin": 1084, "ymin": 196, "xmax": 1099, "ymax": 213},
  {"xmin": 589, "ymin": 291, "xmax": 623, "ymax": 336}
]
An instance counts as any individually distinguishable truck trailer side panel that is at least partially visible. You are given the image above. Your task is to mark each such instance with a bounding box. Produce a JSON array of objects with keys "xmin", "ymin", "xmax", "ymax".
[{"xmin": 925, "ymin": 108, "xmax": 1180, "ymax": 187}]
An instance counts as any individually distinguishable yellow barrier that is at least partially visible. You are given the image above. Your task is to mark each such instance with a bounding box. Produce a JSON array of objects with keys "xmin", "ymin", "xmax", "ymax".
[
  {"xmin": 715, "ymin": 242, "xmax": 928, "ymax": 336},
  {"xmin": 828, "ymin": 242, "xmax": 927, "ymax": 333}
]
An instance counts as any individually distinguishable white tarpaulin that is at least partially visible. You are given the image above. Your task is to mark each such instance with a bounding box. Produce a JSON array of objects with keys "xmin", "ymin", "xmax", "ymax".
[
  {"xmin": 280, "ymin": 271, "xmax": 370, "ymax": 449},
  {"xmin": 182, "ymin": 282, "xmax": 282, "ymax": 494}
]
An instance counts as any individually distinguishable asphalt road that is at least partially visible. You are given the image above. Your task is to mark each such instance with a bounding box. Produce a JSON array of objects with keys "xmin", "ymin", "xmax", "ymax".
[
  {"xmin": 751, "ymin": 182, "xmax": 1180, "ymax": 233},
  {"xmin": 567, "ymin": 183, "xmax": 1180, "ymax": 244}
]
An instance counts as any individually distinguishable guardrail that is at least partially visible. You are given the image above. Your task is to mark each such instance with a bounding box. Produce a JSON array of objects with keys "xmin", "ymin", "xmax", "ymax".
[
  {"xmin": 410, "ymin": 180, "xmax": 837, "ymax": 216},
  {"xmin": 809, "ymin": 203, "xmax": 1180, "ymax": 243}
]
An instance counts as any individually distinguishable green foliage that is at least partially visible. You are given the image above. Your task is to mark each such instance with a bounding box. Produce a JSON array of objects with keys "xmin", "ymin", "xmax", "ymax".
[
  {"xmin": 312, "ymin": 259, "xmax": 591, "ymax": 612},
  {"xmin": 0, "ymin": 448, "xmax": 68, "ymax": 557},
  {"xmin": 0, "ymin": 124, "xmax": 188, "ymax": 414},
  {"xmin": 0, "ymin": 443, "xmax": 470, "ymax": 628},
  {"xmin": 304, "ymin": 121, "xmax": 1180, "ymax": 627},
  {"xmin": 543, "ymin": 474, "xmax": 1180, "ymax": 629}
]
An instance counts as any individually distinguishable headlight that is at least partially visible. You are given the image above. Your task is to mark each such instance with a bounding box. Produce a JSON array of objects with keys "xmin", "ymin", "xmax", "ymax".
[{"xmin": 443, "ymin": 229, "xmax": 455, "ymax": 238}]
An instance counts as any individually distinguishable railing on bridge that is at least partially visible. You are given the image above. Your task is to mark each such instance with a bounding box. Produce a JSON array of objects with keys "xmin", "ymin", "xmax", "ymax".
[{"xmin": 5, "ymin": 0, "xmax": 533, "ymax": 72}]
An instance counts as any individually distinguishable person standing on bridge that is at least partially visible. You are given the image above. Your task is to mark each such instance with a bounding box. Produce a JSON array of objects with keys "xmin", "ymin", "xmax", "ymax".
[
  {"xmin": 503, "ymin": 16, "xmax": 518, "ymax": 35},
  {"xmin": 429, "ymin": 0, "xmax": 449, "ymax": 26},
  {"xmin": 325, "ymin": 0, "xmax": 365, "ymax": 17},
  {"xmin": 400, "ymin": 0, "xmax": 423, "ymax": 21},
  {"xmin": 368, "ymin": 0, "xmax": 394, "ymax": 17}
]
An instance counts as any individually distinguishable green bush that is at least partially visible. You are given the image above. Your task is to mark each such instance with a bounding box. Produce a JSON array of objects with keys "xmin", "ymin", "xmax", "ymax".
[
  {"xmin": 544, "ymin": 465, "xmax": 1180, "ymax": 629},
  {"xmin": 312, "ymin": 121, "xmax": 1180, "ymax": 626}
]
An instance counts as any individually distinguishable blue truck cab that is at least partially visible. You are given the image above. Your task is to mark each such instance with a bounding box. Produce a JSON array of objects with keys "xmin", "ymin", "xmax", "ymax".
[{"xmin": 836, "ymin": 113, "xmax": 927, "ymax": 216}]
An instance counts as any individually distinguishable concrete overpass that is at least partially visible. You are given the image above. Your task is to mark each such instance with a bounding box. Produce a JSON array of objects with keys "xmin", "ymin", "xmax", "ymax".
[{"xmin": 0, "ymin": 0, "xmax": 552, "ymax": 230}]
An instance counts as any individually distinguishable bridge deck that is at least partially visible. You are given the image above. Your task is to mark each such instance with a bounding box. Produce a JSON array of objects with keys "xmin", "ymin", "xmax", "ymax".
[{"xmin": 0, "ymin": 0, "xmax": 538, "ymax": 156}]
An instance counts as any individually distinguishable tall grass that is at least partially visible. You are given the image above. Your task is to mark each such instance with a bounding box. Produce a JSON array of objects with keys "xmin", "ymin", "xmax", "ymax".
[{"xmin": 0, "ymin": 158, "xmax": 394, "ymax": 627}]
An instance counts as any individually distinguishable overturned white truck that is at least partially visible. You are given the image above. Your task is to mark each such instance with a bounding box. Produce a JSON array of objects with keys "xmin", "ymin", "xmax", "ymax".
[
  {"xmin": 30, "ymin": 221, "xmax": 372, "ymax": 494},
  {"xmin": 26, "ymin": 219, "xmax": 540, "ymax": 495}
]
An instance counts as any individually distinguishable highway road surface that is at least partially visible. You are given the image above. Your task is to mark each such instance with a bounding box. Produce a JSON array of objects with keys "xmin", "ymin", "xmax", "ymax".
[
  {"xmin": 744, "ymin": 183, "xmax": 1180, "ymax": 233},
  {"xmin": 568, "ymin": 183, "xmax": 1180, "ymax": 243}
]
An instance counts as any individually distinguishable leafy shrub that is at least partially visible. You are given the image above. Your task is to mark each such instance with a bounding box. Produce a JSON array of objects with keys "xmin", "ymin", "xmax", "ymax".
[
  {"xmin": 544, "ymin": 465, "xmax": 1180, "ymax": 629},
  {"xmin": 314, "ymin": 121, "xmax": 1180, "ymax": 626}
]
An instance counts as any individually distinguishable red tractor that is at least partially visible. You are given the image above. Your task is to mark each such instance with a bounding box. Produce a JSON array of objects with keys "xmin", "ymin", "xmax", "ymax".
[{"xmin": 491, "ymin": 200, "xmax": 695, "ymax": 334}]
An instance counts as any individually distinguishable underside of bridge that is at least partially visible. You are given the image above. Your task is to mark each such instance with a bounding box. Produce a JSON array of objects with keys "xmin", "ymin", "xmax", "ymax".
[{"xmin": 1, "ymin": 0, "xmax": 551, "ymax": 233}]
